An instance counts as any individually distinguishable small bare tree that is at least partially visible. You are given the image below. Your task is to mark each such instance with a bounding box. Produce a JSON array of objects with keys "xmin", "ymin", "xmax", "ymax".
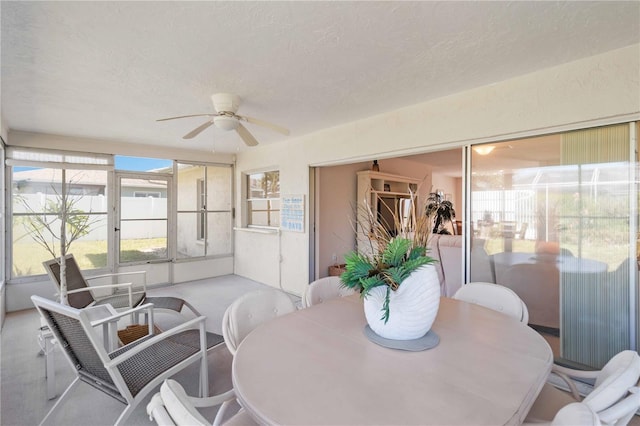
[{"xmin": 17, "ymin": 173, "xmax": 100, "ymax": 304}]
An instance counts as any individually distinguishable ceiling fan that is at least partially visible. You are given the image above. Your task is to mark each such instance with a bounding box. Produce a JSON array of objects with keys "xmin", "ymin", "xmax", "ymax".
[{"xmin": 156, "ymin": 93, "xmax": 289, "ymax": 146}]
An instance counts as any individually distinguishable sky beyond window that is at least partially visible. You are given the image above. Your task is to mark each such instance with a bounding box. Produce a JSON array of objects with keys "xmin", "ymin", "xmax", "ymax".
[{"xmin": 115, "ymin": 156, "xmax": 172, "ymax": 172}]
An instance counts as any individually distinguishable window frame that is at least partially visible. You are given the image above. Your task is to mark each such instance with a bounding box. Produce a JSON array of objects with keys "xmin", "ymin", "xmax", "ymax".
[
  {"xmin": 196, "ymin": 178, "xmax": 205, "ymax": 241},
  {"xmin": 175, "ymin": 162, "xmax": 234, "ymax": 260},
  {"xmin": 246, "ymin": 170, "xmax": 280, "ymax": 229},
  {"xmin": 7, "ymin": 152, "xmax": 113, "ymax": 281}
]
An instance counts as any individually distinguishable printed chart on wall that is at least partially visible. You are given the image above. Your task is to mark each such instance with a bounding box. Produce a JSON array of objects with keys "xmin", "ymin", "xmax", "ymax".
[{"xmin": 281, "ymin": 194, "xmax": 305, "ymax": 232}]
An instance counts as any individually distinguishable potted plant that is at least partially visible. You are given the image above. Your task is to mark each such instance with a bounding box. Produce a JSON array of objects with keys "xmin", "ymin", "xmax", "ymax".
[
  {"xmin": 425, "ymin": 191, "xmax": 456, "ymax": 234},
  {"xmin": 340, "ymin": 192, "xmax": 441, "ymax": 340}
]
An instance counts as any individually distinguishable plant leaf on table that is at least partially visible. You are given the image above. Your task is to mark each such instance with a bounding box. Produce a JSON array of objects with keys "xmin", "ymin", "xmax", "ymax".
[{"xmin": 341, "ymin": 185, "xmax": 439, "ymax": 323}]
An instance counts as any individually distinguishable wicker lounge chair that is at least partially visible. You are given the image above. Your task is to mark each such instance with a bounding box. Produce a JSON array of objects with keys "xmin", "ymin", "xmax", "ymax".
[
  {"xmin": 43, "ymin": 254, "xmax": 201, "ymax": 318},
  {"xmin": 31, "ymin": 295, "xmax": 224, "ymax": 425}
]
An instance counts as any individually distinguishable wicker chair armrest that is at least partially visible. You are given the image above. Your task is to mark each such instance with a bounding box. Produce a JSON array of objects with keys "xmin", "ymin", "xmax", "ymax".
[
  {"xmin": 67, "ymin": 282, "xmax": 134, "ymax": 295},
  {"xmin": 90, "ymin": 302, "xmax": 154, "ymax": 327},
  {"xmin": 86, "ymin": 270, "xmax": 146, "ymax": 281},
  {"xmin": 86, "ymin": 271, "xmax": 147, "ymax": 291},
  {"xmin": 105, "ymin": 316, "xmax": 206, "ymax": 367}
]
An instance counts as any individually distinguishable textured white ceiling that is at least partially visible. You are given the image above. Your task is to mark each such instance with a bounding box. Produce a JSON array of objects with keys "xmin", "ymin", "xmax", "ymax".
[{"xmin": 2, "ymin": 1, "xmax": 639, "ymax": 153}]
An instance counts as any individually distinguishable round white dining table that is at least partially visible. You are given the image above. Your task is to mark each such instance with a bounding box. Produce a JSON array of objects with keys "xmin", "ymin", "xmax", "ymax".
[{"xmin": 232, "ymin": 294, "xmax": 553, "ymax": 425}]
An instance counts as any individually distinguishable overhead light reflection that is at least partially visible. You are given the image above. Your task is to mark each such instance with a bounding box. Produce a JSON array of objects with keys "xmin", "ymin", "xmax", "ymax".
[{"xmin": 473, "ymin": 145, "xmax": 496, "ymax": 155}]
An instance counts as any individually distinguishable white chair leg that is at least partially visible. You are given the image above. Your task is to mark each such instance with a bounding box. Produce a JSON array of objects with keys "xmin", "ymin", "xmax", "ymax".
[
  {"xmin": 114, "ymin": 403, "xmax": 135, "ymax": 426},
  {"xmin": 39, "ymin": 377, "xmax": 81, "ymax": 425}
]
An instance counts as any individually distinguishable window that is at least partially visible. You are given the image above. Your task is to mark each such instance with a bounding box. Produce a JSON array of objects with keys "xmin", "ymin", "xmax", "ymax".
[
  {"xmin": 118, "ymin": 175, "xmax": 169, "ymax": 264},
  {"xmin": 176, "ymin": 163, "xmax": 233, "ymax": 258},
  {"xmin": 8, "ymin": 147, "xmax": 112, "ymax": 278},
  {"xmin": 247, "ymin": 171, "xmax": 280, "ymax": 227},
  {"xmin": 469, "ymin": 123, "xmax": 635, "ymax": 369},
  {"xmin": 115, "ymin": 155, "xmax": 172, "ymax": 173},
  {"xmin": 133, "ymin": 191, "xmax": 161, "ymax": 198}
]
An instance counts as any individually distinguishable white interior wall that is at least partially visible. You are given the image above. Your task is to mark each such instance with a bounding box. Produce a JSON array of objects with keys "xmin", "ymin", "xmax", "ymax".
[
  {"xmin": 234, "ymin": 44, "xmax": 640, "ymax": 297},
  {"xmin": 1, "ymin": 112, "xmax": 7, "ymax": 142},
  {"xmin": 317, "ymin": 161, "xmax": 367, "ymax": 275},
  {"xmin": 317, "ymin": 157, "xmax": 437, "ymax": 279}
]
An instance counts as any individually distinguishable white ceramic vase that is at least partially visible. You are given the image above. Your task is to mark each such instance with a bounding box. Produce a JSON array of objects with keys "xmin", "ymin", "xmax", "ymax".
[{"xmin": 363, "ymin": 264, "xmax": 440, "ymax": 340}]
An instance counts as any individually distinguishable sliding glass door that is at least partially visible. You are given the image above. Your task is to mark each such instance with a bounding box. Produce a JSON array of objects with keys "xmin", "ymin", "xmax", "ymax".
[{"xmin": 469, "ymin": 123, "xmax": 636, "ymax": 368}]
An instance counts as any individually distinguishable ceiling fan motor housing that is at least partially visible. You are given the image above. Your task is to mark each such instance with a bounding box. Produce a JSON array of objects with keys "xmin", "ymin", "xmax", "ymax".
[
  {"xmin": 213, "ymin": 115, "xmax": 239, "ymax": 131},
  {"xmin": 211, "ymin": 93, "xmax": 240, "ymax": 113}
]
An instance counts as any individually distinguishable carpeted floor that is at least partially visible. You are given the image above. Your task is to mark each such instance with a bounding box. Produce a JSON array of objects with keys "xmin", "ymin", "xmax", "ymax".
[{"xmin": 0, "ymin": 274, "xmax": 290, "ymax": 426}]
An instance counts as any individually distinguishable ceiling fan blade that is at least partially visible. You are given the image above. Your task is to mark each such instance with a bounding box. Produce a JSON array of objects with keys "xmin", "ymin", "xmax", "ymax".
[
  {"xmin": 239, "ymin": 115, "xmax": 290, "ymax": 136},
  {"xmin": 157, "ymin": 113, "xmax": 216, "ymax": 122},
  {"xmin": 183, "ymin": 120, "xmax": 214, "ymax": 139},
  {"xmin": 236, "ymin": 123, "xmax": 259, "ymax": 146}
]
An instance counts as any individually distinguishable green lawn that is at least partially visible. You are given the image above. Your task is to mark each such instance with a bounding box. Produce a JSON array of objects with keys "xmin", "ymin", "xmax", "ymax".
[{"xmin": 12, "ymin": 238, "xmax": 167, "ymax": 277}]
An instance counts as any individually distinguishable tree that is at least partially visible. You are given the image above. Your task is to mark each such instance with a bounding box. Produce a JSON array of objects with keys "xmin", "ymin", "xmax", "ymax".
[{"xmin": 17, "ymin": 172, "xmax": 99, "ymax": 304}]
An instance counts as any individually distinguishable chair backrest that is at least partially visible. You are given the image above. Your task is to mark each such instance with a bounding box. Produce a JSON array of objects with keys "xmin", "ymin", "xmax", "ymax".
[
  {"xmin": 147, "ymin": 379, "xmax": 242, "ymax": 426},
  {"xmin": 583, "ymin": 350, "xmax": 640, "ymax": 413},
  {"xmin": 498, "ymin": 262, "xmax": 559, "ymax": 329},
  {"xmin": 597, "ymin": 386, "xmax": 640, "ymax": 426},
  {"xmin": 222, "ymin": 289, "xmax": 296, "ymax": 355},
  {"xmin": 43, "ymin": 254, "xmax": 95, "ymax": 309},
  {"xmin": 302, "ymin": 276, "xmax": 355, "ymax": 308},
  {"xmin": 153, "ymin": 379, "xmax": 210, "ymax": 425},
  {"xmin": 520, "ymin": 299, "xmax": 530, "ymax": 324},
  {"xmin": 31, "ymin": 295, "xmax": 124, "ymax": 401},
  {"xmin": 551, "ymin": 402, "xmax": 601, "ymax": 426},
  {"xmin": 453, "ymin": 282, "xmax": 528, "ymax": 323}
]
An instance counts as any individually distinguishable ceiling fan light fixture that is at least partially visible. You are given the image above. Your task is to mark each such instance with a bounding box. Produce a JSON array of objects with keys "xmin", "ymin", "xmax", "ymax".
[
  {"xmin": 473, "ymin": 145, "xmax": 496, "ymax": 155},
  {"xmin": 213, "ymin": 115, "xmax": 239, "ymax": 131}
]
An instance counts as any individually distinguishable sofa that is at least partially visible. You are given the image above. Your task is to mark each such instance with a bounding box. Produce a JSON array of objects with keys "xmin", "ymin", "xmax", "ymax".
[{"xmin": 427, "ymin": 234, "xmax": 463, "ymax": 298}]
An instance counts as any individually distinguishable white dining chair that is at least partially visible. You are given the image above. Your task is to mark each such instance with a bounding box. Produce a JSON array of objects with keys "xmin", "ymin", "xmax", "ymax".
[
  {"xmin": 453, "ymin": 282, "xmax": 529, "ymax": 323},
  {"xmin": 523, "ymin": 401, "xmax": 602, "ymax": 426},
  {"xmin": 552, "ymin": 402, "xmax": 602, "ymax": 426},
  {"xmin": 526, "ymin": 350, "xmax": 640, "ymax": 424},
  {"xmin": 150, "ymin": 288, "xmax": 297, "ymax": 426},
  {"xmin": 302, "ymin": 276, "xmax": 355, "ymax": 308},
  {"xmin": 597, "ymin": 386, "xmax": 640, "ymax": 426},
  {"xmin": 147, "ymin": 379, "xmax": 256, "ymax": 426},
  {"xmin": 222, "ymin": 288, "xmax": 297, "ymax": 355}
]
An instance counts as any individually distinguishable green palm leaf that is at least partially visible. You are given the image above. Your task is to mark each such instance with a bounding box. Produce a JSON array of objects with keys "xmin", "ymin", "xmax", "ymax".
[
  {"xmin": 381, "ymin": 238, "xmax": 411, "ymax": 267},
  {"xmin": 341, "ymin": 251, "xmax": 375, "ymax": 290},
  {"xmin": 407, "ymin": 246, "xmax": 426, "ymax": 261},
  {"xmin": 360, "ymin": 275, "xmax": 387, "ymax": 293}
]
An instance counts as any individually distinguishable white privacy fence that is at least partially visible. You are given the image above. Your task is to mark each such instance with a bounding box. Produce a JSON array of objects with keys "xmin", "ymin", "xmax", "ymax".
[{"xmin": 13, "ymin": 194, "xmax": 167, "ymax": 241}]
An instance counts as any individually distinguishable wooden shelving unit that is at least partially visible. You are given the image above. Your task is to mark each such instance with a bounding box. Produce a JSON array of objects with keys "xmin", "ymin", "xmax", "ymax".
[{"xmin": 356, "ymin": 171, "xmax": 421, "ymax": 256}]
